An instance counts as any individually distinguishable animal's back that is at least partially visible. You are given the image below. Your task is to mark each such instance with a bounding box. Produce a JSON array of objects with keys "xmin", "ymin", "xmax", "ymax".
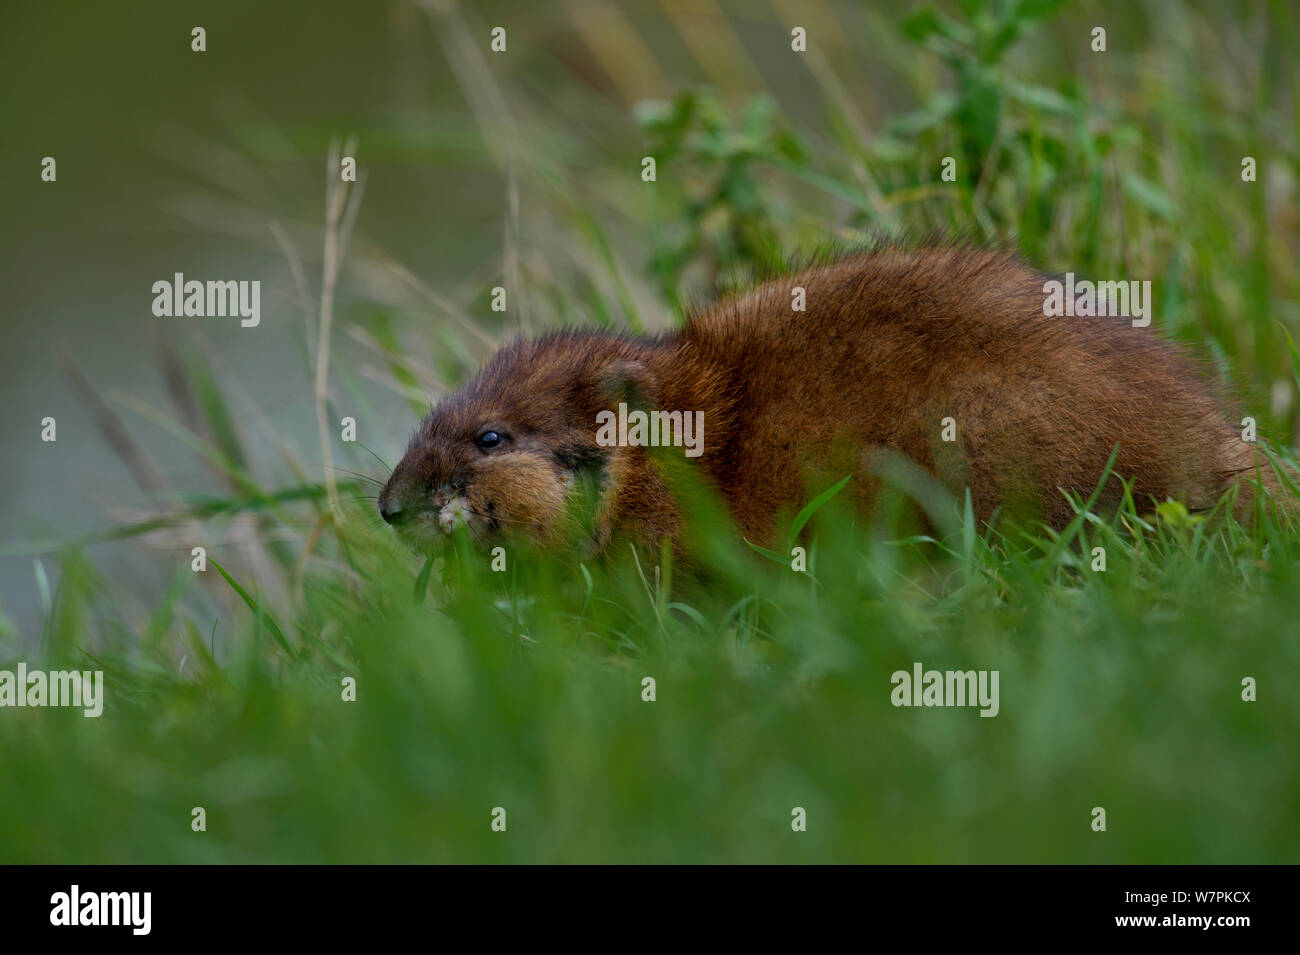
[{"xmin": 678, "ymin": 247, "xmax": 1275, "ymax": 530}]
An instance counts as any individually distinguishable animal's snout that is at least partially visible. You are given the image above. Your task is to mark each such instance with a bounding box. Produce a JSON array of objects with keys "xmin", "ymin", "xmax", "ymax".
[
  {"xmin": 378, "ymin": 480, "xmax": 458, "ymax": 527},
  {"xmin": 378, "ymin": 482, "xmax": 414, "ymax": 526}
]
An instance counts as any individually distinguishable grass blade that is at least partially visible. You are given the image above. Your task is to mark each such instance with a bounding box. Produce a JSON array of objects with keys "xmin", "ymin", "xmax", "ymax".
[
  {"xmin": 789, "ymin": 474, "xmax": 853, "ymax": 541},
  {"xmin": 208, "ymin": 557, "xmax": 293, "ymax": 655}
]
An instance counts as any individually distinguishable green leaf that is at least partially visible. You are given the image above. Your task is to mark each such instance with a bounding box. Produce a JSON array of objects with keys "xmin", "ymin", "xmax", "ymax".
[
  {"xmin": 901, "ymin": 7, "xmax": 970, "ymax": 46},
  {"xmin": 1122, "ymin": 172, "xmax": 1178, "ymax": 221},
  {"xmin": 961, "ymin": 487, "xmax": 976, "ymax": 563},
  {"xmin": 1042, "ymin": 444, "xmax": 1122, "ymax": 569},
  {"xmin": 1156, "ymin": 498, "xmax": 1202, "ymax": 528},
  {"xmin": 667, "ymin": 602, "xmax": 710, "ymax": 630},
  {"xmin": 790, "ymin": 474, "xmax": 853, "ymax": 541},
  {"xmin": 208, "ymin": 558, "xmax": 292, "ymax": 655},
  {"xmin": 1017, "ymin": 0, "xmax": 1070, "ymax": 22},
  {"xmin": 413, "ymin": 551, "xmax": 435, "ymax": 605},
  {"xmin": 743, "ymin": 537, "xmax": 788, "ymax": 565},
  {"xmin": 956, "ymin": 65, "xmax": 1001, "ymax": 173},
  {"xmin": 901, "ymin": 7, "xmax": 943, "ymax": 43},
  {"xmin": 1005, "ymin": 79, "xmax": 1080, "ymax": 116}
]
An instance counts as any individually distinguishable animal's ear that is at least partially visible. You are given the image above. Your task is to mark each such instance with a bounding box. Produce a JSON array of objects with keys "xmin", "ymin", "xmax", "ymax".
[{"xmin": 597, "ymin": 360, "xmax": 659, "ymax": 409}]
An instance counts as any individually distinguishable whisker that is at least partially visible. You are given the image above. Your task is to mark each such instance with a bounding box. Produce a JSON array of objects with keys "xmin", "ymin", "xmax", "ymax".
[
  {"xmin": 357, "ymin": 441, "xmax": 392, "ymax": 471},
  {"xmin": 328, "ymin": 465, "xmax": 385, "ymax": 487}
]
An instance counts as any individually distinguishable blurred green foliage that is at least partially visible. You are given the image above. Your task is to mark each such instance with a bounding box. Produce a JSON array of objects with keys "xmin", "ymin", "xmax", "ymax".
[{"xmin": 1, "ymin": 0, "xmax": 1298, "ymax": 863}]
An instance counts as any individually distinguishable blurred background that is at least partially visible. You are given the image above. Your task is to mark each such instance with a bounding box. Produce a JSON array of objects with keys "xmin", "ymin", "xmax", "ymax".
[
  {"xmin": 1, "ymin": 0, "xmax": 1298, "ymax": 865},
  {"xmin": 3, "ymin": 0, "xmax": 1297, "ymax": 639}
]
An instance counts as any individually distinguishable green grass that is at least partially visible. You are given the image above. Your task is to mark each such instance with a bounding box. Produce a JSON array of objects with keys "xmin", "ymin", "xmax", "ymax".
[
  {"xmin": 3, "ymin": 486, "xmax": 1299, "ymax": 863},
  {"xmin": 2, "ymin": 0, "xmax": 1299, "ymax": 863}
]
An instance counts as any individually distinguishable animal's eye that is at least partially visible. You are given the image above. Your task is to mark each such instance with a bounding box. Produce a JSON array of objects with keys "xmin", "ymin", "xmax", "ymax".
[{"xmin": 476, "ymin": 430, "xmax": 503, "ymax": 450}]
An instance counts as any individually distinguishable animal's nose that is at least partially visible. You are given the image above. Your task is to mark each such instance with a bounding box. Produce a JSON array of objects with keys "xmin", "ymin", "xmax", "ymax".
[{"xmin": 379, "ymin": 501, "xmax": 408, "ymax": 526}]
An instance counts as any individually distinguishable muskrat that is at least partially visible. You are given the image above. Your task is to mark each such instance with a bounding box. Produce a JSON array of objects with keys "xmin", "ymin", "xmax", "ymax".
[{"xmin": 378, "ymin": 246, "xmax": 1290, "ymax": 554}]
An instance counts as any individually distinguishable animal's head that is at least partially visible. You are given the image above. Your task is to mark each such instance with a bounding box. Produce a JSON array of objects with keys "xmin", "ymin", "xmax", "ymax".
[{"xmin": 378, "ymin": 333, "xmax": 657, "ymax": 551}]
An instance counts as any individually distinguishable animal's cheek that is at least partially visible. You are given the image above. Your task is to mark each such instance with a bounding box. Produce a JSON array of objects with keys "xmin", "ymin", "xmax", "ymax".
[{"xmin": 468, "ymin": 455, "xmax": 568, "ymax": 530}]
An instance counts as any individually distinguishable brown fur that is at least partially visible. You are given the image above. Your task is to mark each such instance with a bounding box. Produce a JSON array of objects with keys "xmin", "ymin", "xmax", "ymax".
[{"xmin": 379, "ymin": 246, "xmax": 1291, "ymax": 554}]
